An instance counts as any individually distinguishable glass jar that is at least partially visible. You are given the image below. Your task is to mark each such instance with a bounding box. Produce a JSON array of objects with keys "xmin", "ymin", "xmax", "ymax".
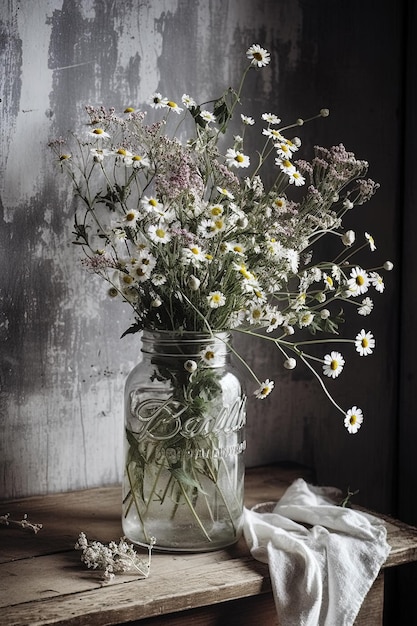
[{"xmin": 122, "ymin": 330, "xmax": 246, "ymax": 552}]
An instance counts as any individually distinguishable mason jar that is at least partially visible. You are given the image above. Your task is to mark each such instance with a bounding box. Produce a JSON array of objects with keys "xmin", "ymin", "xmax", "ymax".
[{"xmin": 122, "ymin": 330, "xmax": 246, "ymax": 552}]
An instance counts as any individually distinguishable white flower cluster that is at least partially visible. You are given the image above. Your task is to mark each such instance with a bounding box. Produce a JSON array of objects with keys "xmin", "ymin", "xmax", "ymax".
[
  {"xmin": 74, "ymin": 532, "xmax": 156, "ymax": 584},
  {"xmin": 49, "ymin": 44, "xmax": 392, "ymax": 434}
]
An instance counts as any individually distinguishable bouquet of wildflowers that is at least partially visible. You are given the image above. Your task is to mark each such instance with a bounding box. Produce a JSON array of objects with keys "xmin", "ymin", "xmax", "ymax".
[{"xmin": 49, "ymin": 43, "xmax": 391, "ymax": 434}]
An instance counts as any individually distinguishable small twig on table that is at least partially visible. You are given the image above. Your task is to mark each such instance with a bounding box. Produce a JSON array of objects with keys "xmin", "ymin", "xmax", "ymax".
[{"xmin": 0, "ymin": 513, "xmax": 43, "ymax": 533}]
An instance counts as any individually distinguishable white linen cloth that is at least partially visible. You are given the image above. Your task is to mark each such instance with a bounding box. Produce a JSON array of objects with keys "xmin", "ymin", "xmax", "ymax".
[{"xmin": 243, "ymin": 478, "xmax": 391, "ymax": 626}]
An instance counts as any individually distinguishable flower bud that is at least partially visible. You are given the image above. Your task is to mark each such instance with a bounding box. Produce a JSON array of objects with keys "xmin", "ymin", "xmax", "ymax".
[
  {"xmin": 342, "ymin": 230, "xmax": 355, "ymax": 246},
  {"xmin": 184, "ymin": 360, "xmax": 197, "ymax": 373},
  {"xmin": 187, "ymin": 275, "xmax": 201, "ymax": 291},
  {"xmin": 283, "ymin": 357, "xmax": 297, "ymax": 370},
  {"xmin": 151, "ymin": 298, "xmax": 162, "ymax": 308},
  {"xmin": 284, "ymin": 325, "xmax": 295, "ymax": 336},
  {"xmin": 383, "ymin": 261, "xmax": 394, "ymax": 271},
  {"xmin": 320, "ymin": 309, "xmax": 330, "ymax": 319},
  {"xmin": 320, "ymin": 108, "xmax": 330, "ymax": 117}
]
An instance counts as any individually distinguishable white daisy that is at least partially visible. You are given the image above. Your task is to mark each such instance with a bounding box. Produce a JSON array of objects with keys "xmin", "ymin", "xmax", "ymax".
[
  {"xmin": 183, "ymin": 245, "xmax": 206, "ymax": 265},
  {"xmin": 131, "ymin": 154, "xmax": 150, "ymax": 168},
  {"xmin": 166, "ymin": 100, "xmax": 183, "ymax": 114},
  {"xmin": 241, "ymin": 114, "xmax": 255, "ymax": 125},
  {"xmin": 287, "ymin": 169, "xmax": 305, "ymax": 186},
  {"xmin": 275, "ymin": 157, "xmax": 295, "ymax": 174},
  {"xmin": 247, "ymin": 304, "xmax": 264, "ymax": 324},
  {"xmin": 184, "ymin": 359, "xmax": 197, "ymax": 373},
  {"xmin": 200, "ymin": 345, "xmax": 220, "ymax": 366},
  {"xmin": 225, "ymin": 148, "xmax": 250, "ymax": 168},
  {"xmin": 355, "ymin": 329, "xmax": 375, "ymax": 356},
  {"xmin": 254, "ymin": 379, "xmax": 275, "ymax": 399},
  {"xmin": 264, "ymin": 128, "xmax": 284, "ymax": 141},
  {"xmin": 272, "ymin": 196, "xmax": 286, "ymax": 210},
  {"xmin": 370, "ymin": 271, "xmax": 385, "ymax": 293},
  {"xmin": 262, "ymin": 113, "xmax": 281, "ymax": 124},
  {"xmin": 141, "ymin": 196, "xmax": 163, "ymax": 213},
  {"xmin": 323, "ymin": 273, "xmax": 334, "ymax": 290},
  {"xmin": 181, "ymin": 94, "xmax": 196, "ymax": 108},
  {"xmin": 88, "ymin": 128, "xmax": 110, "ymax": 139},
  {"xmin": 365, "ymin": 232, "xmax": 376, "ymax": 251},
  {"xmin": 323, "ymin": 351, "xmax": 345, "ymax": 379},
  {"xmin": 358, "ymin": 297, "xmax": 374, "ymax": 316},
  {"xmin": 207, "ymin": 203, "xmax": 224, "ymax": 218},
  {"xmin": 344, "ymin": 406, "xmax": 364, "ymax": 434},
  {"xmin": 298, "ymin": 311, "xmax": 314, "ymax": 327},
  {"xmin": 200, "ymin": 110, "xmax": 216, "ymax": 124},
  {"xmin": 124, "ymin": 209, "xmax": 140, "ymax": 227},
  {"xmin": 347, "ymin": 267, "xmax": 370, "ymax": 296},
  {"xmin": 90, "ymin": 147, "xmax": 111, "ymax": 161},
  {"xmin": 147, "ymin": 223, "xmax": 171, "ymax": 244},
  {"xmin": 149, "ymin": 92, "xmax": 168, "ymax": 109},
  {"xmin": 246, "ymin": 44, "xmax": 271, "ymax": 67},
  {"xmin": 151, "ymin": 273, "xmax": 167, "ymax": 286},
  {"xmin": 216, "ymin": 186, "xmax": 235, "ymax": 200},
  {"xmin": 207, "ymin": 291, "xmax": 226, "ymax": 308}
]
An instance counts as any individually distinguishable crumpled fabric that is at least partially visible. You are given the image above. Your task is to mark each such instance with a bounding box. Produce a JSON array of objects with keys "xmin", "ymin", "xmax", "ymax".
[{"xmin": 243, "ymin": 478, "xmax": 391, "ymax": 626}]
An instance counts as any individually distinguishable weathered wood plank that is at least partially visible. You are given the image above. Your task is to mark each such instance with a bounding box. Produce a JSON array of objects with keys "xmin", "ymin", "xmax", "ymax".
[{"xmin": 1, "ymin": 465, "xmax": 417, "ymax": 625}]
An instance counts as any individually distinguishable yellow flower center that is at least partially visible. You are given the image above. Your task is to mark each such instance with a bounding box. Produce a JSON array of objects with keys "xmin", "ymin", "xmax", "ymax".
[
  {"xmin": 124, "ymin": 107, "xmax": 135, "ymax": 113},
  {"xmin": 190, "ymin": 247, "xmax": 200, "ymax": 255},
  {"xmin": 205, "ymin": 350, "xmax": 215, "ymax": 361},
  {"xmin": 252, "ymin": 309, "xmax": 261, "ymax": 319},
  {"xmin": 156, "ymin": 228, "xmax": 166, "ymax": 239},
  {"xmin": 282, "ymin": 159, "xmax": 292, "ymax": 168},
  {"xmin": 122, "ymin": 275, "xmax": 133, "ymax": 285},
  {"xmin": 350, "ymin": 414, "xmax": 357, "ymax": 425},
  {"xmin": 233, "ymin": 245, "xmax": 243, "ymax": 253},
  {"xmin": 117, "ymin": 148, "xmax": 127, "ymax": 155},
  {"xmin": 261, "ymin": 385, "xmax": 269, "ymax": 395},
  {"xmin": 167, "ymin": 101, "xmax": 177, "ymax": 108},
  {"xmin": 235, "ymin": 154, "xmax": 244, "ymax": 163},
  {"xmin": 59, "ymin": 154, "xmax": 71, "ymax": 160},
  {"xmin": 92, "ymin": 128, "xmax": 104, "ymax": 135},
  {"xmin": 253, "ymin": 52, "xmax": 263, "ymax": 61},
  {"xmin": 136, "ymin": 268, "xmax": 146, "ymax": 277},
  {"xmin": 133, "ymin": 155, "xmax": 142, "ymax": 161},
  {"xmin": 356, "ymin": 275, "xmax": 365, "ymax": 286},
  {"xmin": 210, "ymin": 206, "xmax": 222, "ymax": 216},
  {"xmin": 361, "ymin": 338, "xmax": 369, "ymax": 348},
  {"xmin": 326, "ymin": 276, "xmax": 333, "ymax": 287},
  {"xmin": 330, "ymin": 360, "xmax": 338, "ymax": 371}
]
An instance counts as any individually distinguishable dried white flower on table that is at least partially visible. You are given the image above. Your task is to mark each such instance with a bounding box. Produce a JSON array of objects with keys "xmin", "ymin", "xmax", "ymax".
[{"xmin": 75, "ymin": 532, "xmax": 156, "ymax": 584}]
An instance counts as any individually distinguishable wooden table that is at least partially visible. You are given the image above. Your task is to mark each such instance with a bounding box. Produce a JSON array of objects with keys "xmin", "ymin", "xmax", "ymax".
[{"xmin": 1, "ymin": 464, "xmax": 417, "ymax": 626}]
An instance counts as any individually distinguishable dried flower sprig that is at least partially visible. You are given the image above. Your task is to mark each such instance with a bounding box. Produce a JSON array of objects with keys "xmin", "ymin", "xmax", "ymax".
[
  {"xmin": 75, "ymin": 532, "xmax": 156, "ymax": 584},
  {"xmin": 0, "ymin": 513, "xmax": 43, "ymax": 533}
]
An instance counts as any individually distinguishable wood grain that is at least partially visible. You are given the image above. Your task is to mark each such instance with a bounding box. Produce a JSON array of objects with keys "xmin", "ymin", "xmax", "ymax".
[{"xmin": 1, "ymin": 465, "xmax": 417, "ymax": 625}]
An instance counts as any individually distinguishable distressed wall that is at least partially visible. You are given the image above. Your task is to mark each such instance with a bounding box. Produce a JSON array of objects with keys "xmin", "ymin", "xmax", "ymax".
[{"xmin": 0, "ymin": 0, "xmax": 403, "ymax": 522}]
